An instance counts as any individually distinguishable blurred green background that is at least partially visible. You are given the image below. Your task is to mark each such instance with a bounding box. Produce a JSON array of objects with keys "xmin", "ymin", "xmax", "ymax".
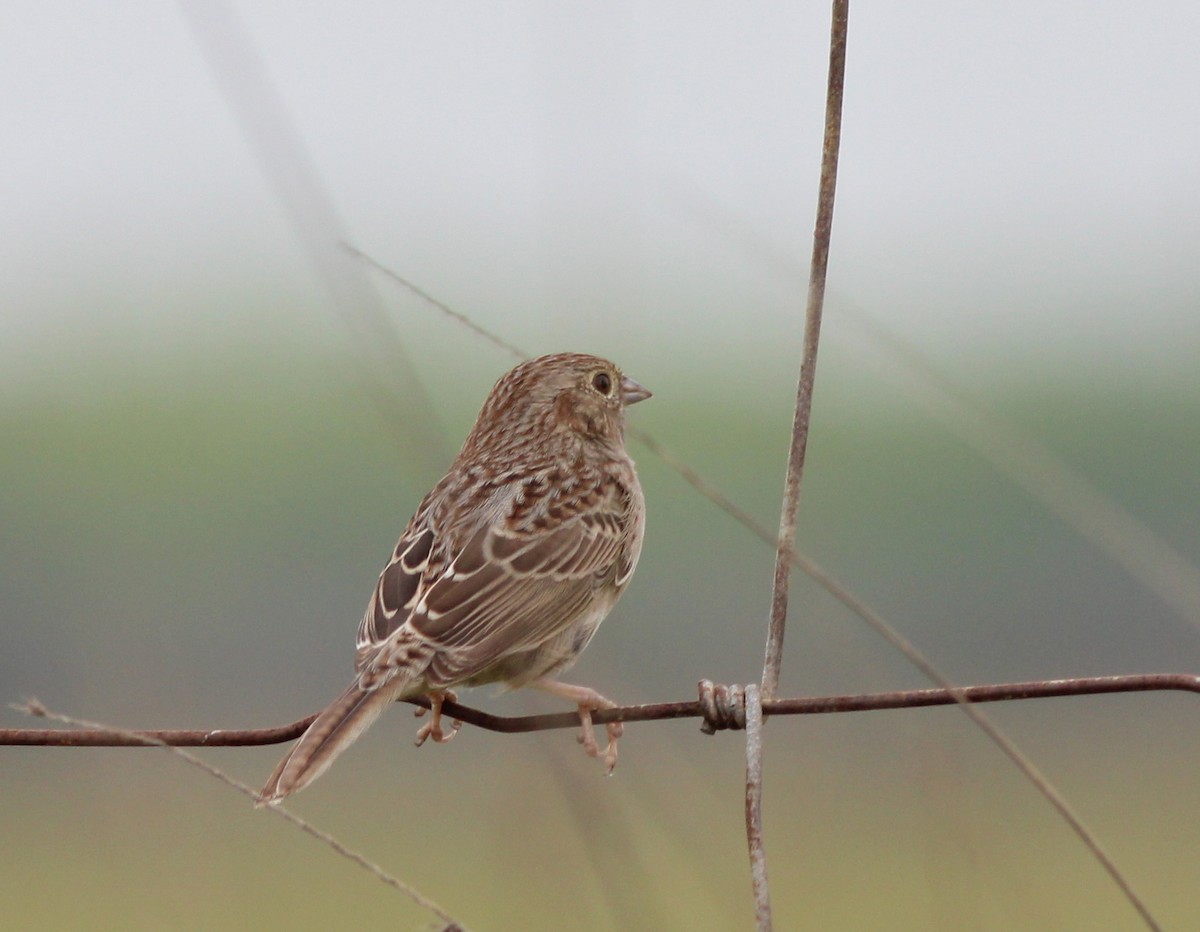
[{"xmin": 4, "ymin": 3, "xmax": 1200, "ymax": 930}]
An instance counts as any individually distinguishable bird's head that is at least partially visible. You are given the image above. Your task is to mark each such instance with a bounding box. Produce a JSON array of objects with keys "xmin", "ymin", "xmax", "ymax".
[{"xmin": 461, "ymin": 353, "xmax": 650, "ymax": 464}]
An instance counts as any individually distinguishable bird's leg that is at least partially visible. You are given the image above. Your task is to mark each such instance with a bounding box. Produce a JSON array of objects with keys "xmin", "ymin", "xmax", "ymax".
[
  {"xmin": 532, "ymin": 679, "xmax": 623, "ymax": 774},
  {"xmin": 413, "ymin": 689, "xmax": 462, "ymax": 746}
]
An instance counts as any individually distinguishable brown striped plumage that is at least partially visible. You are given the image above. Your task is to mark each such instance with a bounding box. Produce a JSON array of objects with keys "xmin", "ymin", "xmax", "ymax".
[{"xmin": 258, "ymin": 353, "xmax": 649, "ymax": 805}]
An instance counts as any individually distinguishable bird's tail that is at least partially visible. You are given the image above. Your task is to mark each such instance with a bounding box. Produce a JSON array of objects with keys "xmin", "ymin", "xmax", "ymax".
[{"xmin": 257, "ymin": 677, "xmax": 398, "ymax": 806}]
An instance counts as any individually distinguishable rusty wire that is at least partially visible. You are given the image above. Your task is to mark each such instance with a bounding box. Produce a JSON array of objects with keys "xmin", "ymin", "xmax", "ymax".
[
  {"xmin": 743, "ymin": 685, "xmax": 770, "ymax": 929},
  {"xmin": 749, "ymin": 2, "xmax": 851, "ymax": 927},
  {"xmin": 6, "ymin": 673, "xmax": 1197, "ymax": 747},
  {"xmin": 761, "ymin": 0, "xmax": 847, "ymax": 705}
]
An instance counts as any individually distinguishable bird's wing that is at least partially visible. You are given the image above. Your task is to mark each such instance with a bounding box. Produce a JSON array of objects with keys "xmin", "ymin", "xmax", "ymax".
[
  {"xmin": 356, "ymin": 491, "xmax": 439, "ymax": 652},
  {"xmin": 356, "ymin": 473, "xmax": 635, "ymax": 686}
]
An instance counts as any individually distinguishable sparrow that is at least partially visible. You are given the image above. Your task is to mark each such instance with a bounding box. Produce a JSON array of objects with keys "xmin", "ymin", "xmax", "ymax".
[{"xmin": 258, "ymin": 352, "xmax": 649, "ymax": 804}]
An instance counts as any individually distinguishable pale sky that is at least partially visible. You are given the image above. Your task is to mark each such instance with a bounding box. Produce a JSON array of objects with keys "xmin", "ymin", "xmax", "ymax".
[{"xmin": 3, "ymin": 1, "xmax": 1198, "ymax": 388}]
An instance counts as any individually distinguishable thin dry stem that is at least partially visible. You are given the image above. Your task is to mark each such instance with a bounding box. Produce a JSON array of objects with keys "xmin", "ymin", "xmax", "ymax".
[
  {"xmin": 843, "ymin": 306, "xmax": 1200, "ymax": 628},
  {"xmin": 177, "ymin": 0, "xmax": 446, "ymax": 467},
  {"xmin": 789, "ymin": 562, "xmax": 1164, "ymax": 930},
  {"xmin": 654, "ymin": 184, "xmax": 1200, "ymax": 636},
  {"xmin": 11, "ymin": 699, "xmax": 467, "ymax": 930},
  {"xmin": 343, "ymin": 243, "xmax": 529, "ymax": 361}
]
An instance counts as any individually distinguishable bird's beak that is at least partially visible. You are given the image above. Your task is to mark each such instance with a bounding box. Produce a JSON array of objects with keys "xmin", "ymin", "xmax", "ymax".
[{"xmin": 620, "ymin": 376, "xmax": 652, "ymax": 406}]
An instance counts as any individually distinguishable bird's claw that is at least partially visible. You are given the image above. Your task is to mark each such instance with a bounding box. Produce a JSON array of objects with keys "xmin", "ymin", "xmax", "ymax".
[
  {"xmin": 413, "ymin": 691, "xmax": 462, "ymax": 747},
  {"xmin": 574, "ymin": 702, "xmax": 623, "ymax": 774},
  {"xmin": 531, "ymin": 679, "xmax": 625, "ymax": 774}
]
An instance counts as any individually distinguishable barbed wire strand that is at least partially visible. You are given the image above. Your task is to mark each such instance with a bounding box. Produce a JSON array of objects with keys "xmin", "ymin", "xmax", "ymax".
[{"xmin": 10, "ymin": 699, "xmax": 466, "ymax": 932}]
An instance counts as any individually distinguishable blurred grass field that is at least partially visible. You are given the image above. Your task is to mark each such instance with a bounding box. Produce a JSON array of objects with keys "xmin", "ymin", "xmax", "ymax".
[
  {"xmin": 3, "ymin": 344, "xmax": 1198, "ymax": 929},
  {"xmin": 5, "ymin": 3, "xmax": 1199, "ymax": 927}
]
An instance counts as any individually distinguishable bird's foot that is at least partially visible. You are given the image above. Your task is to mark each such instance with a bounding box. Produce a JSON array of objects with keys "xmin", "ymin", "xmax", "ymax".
[
  {"xmin": 414, "ymin": 690, "xmax": 462, "ymax": 746},
  {"xmin": 532, "ymin": 679, "xmax": 623, "ymax": 774}
]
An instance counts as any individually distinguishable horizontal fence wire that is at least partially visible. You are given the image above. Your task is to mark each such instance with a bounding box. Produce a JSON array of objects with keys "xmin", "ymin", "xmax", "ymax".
[{"xmin": 7, "ymin": 673, "xmax": 1197, "ymax": 747}]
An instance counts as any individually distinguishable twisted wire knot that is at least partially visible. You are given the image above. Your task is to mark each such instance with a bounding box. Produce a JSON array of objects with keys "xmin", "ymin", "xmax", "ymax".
[{"xmin": 698, "ymin": 679, "xmax": 749, "ymax": 734}]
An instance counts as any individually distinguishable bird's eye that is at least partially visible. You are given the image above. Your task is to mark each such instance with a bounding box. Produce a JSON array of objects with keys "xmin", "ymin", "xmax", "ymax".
[{"xmin": 591, "ymin": 371, "xmax": 613, "ymax": 395}]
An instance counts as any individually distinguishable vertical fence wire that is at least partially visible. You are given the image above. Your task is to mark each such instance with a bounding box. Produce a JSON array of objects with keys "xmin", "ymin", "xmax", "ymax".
[
  {"xmin": 761, "ymin": 0, "xmax": 849, "ymax": 702},
  {"xmin": 748, "ymin": 3, "xmax": 850, "ymax": 927}
]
